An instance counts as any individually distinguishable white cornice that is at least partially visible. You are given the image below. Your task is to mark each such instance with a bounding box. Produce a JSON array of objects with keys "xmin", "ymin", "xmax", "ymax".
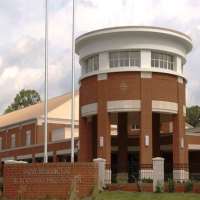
[{"xmin": 76, "ymin": 26, "xmax": 192, "ymax": 54}]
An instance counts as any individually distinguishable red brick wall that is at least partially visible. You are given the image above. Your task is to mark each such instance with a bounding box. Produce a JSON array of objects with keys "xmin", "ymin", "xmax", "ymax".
[
  {"xmin": 4, "ymin": 163, "xmax": 98, "ymax": 199},
  {"xmin": 0, "ymin": 122, "xmax": 67, "ymax": 150},
  {"xmin": 79, "ymin": 72, "xmax": 184, "ymax": 107},
  {"xmin": 0, "ymin": 139, "xmax": 79, "ymax": 161}
]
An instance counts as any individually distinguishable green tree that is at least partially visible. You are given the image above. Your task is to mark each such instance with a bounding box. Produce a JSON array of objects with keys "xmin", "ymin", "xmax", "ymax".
[
  {"xmin": 5, "ymin": 89, "xmax": 41, "ymax": 114},
  {"xmin": 186, "ymin": 105, "xmax": 200, "ymax": 127}
]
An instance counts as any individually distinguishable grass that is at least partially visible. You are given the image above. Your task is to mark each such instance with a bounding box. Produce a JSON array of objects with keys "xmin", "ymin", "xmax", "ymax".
[{"xmin": 94, "ymin": 191, "xmax": 200, "ymax": 200}]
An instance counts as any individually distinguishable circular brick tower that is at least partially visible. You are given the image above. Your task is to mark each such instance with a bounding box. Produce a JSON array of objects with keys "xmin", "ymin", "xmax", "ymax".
[{"xmin": 75, "ymin": 26, "xmax": 192, "ymax": 183}]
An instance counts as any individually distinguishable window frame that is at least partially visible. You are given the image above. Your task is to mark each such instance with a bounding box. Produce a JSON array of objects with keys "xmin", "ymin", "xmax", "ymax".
[
  {"xmin": 11, "ymin": 134, "xmax": 16, "ymax": 148},
  {"xmin": 25, "ymin": 130, "xmax": 31, "ymax": 146},
  {"xmin": 109, "ymin": 51, "xmax": 140, "ymax": 68},
  {"xmin": 151, "ymin": 52, "xmax": 175, "ymax": 71},
  {"xmin": 83, "ymin": 55, "xmax": 99, "ymax": 75}
]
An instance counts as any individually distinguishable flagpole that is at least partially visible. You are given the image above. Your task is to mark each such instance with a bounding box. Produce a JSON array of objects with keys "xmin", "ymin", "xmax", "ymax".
[
  {"xmin": 71, "ymin": 0, "xmax": 76, "ymax": 163},
  {"xmin": 44, "ymin": 0, "xmax": 48, "ymax": 163}
]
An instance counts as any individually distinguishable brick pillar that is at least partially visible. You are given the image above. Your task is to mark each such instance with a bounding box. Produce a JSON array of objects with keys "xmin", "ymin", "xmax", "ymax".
[
  {"xmin": 32, "ymin": 154, "xmax": 36, "ymax": 163},
  {"xmin": 152, "ymin": 113, "xmax": 160, "ymax": 157},
  {"xmin": 173, "ymin": 81, "xmax": 189, "ymax": 181},
  {"xmin": 173, "ymin": 79, "xmax": 188, "ymax": 182},
  {"xmin": 97, "ymin": 76, "xmax": 111, "ymax": 183},
  {"xmin": 117, "ymin": 112, "xmax": 128, "ymax": 182},
  {"xmin": 92, "ymin": 116, "xmax": 97, "ymax": 159},
  {"xmin": 140, "ymin": 73, "xmax": 153, "ymax": 179},
  {"xmin": 78, "ymin": 117, "xmax": 93, "ymax": 162},
  {"xmin": 53, "ymin": 151, "xmax": 57, "ymax": 162}
]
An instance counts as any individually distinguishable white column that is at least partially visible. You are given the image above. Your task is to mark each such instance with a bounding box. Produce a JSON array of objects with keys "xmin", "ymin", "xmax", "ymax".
[
  {"xmin": 98, "ymin": 52, "xmax": 109, "ymax": 80},
  {"xmin": 99, "ymin": 52, "xmax": 109, "ymax": 70},
  {"xmin": 93, "ymin": 158, "xmax": 107, "ymax": 190},
  {"xmin": 140, "ymin": 50, "xmax": 152, "ymax": 78},
  {"xmin": 140, "ymin": 50, "xmax": 151, "ymax": 69},
  {"xmin": 176, "ymin": 56, "xmax": 183, "ymax": 74},
  {"xmin": 153, "ymin": 157, "xmax": 164, "ymax": 192}
]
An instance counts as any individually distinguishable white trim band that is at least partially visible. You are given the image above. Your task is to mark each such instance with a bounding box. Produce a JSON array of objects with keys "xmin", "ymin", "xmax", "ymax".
[
  {"xmin": 17, "ymin": 154, "xmax": 32, "ymax": 160},
  {"xmin": 188, "ymin": 144, "xmax": 200, "ymax": 150},
  {"xmin": 107, "ymin": 100, "xmax": 141, "ymax": 112},
  {"xmin": 1, "ymin": 157, "xmax": 15, "ymax": 161},
  {"xmin": 56, "ymin": 148, "xmax": 78, "ymax": 155},
  {"xmin": 35, "ymin": 152, "xmax": 53, "ymax": 158},
  {"xmin": 152, "ymin": 100, "xmax": 178, "ymax": 114},
  {"xmin": 81, "ymin": 103, "xmax": 98, "ymax": 117},
  {"xmin": 80, "ymin": 67, "xmax": 185, "ymax": 81}
]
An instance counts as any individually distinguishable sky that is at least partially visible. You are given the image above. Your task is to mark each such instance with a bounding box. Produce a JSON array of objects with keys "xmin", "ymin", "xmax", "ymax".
[{"xmin": 0, "ymin": 0, "xmax": 200, "ymax": 113}]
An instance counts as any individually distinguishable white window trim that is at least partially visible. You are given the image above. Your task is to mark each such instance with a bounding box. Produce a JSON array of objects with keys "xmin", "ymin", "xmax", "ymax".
[
  {"xmin": 151, "ymin": 52, "xmax": 175, "ymax": 71},
  {"xmin": 110, "ymin": 51, "xmax": 140, "ymax": 68},
  {"xmin": 82, "ymin": 55, "xmax": 99, "ymax": 75},
  {"xmin": 11, "ymin": 134, "xmax": 16, "ymax": 148},
  {"xmin": 26, "ymin": 130, "xmax": 31, "ymax": 146}
]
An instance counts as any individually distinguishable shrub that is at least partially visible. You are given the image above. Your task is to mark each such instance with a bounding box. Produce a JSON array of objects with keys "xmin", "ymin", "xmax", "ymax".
[
  {"xmin": 185, "ymin": 180, "xmax": 193, "ymax": 192},
  {"xmin": 155, "ymin": 181, "xmax": 164, "ymax": 193},
  {"xmin": 90, "ymin": 184, "xmax": 100, "ymax": 200},
  {"xmin": 68, "ymin": 180, "xmax": 79, "ymax": 200},
  {"xmin": 116, "ymin": 173, "xmax": 128, "ymax": 184},
  {"xmin": 141, "ymin": 178, "xmax": 153, "ymax": 183},
  {"xmin": 168, "ymin": 178, "xmax": 175, "ymax": 193},
  {"xmin": 0, "ymin": 197, "xmax": 7, "ymax": 200}
]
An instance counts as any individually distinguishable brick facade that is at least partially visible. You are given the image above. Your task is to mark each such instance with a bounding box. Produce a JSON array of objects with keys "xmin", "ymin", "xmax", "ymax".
[
  {"xmin": 0, "ymin": 122, "xmax": 77, "ymax": 162},
  {"xmin": 3, "ymin": 163, "xmax": 98, "ymax": 199},
  {"xmin": 79, "ymin": 71, "xmax": 188, "ymax": 180},
  {"xmin": 79, "ymin": 73, "xmax": 182, "ymax": 105}
]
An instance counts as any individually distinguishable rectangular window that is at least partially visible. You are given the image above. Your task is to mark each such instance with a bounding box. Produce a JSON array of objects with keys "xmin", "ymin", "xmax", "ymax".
[
  {"xmin": 85, "ymin": 55, "xmax": 99, "ymax": 74},
  {"xmin": 52, "ymin": 128, "xmax": 66, "ymax": 142},
  {"xmin": 82, "ymin": 55, "xmax": 99, "ymax": 75},
  {"xmin": 11, "ymin": 134, "xmax": 16, "ymax": 148},
  {"xmin": 151, "ymin": 52, "xmax": 174, "ymax": 70},
  {"xmin": 26, "ymin": 130, "xmax": 31, "ymax": 146},
  {"xmin": 109, "ymin": 51, "xmax": 140, "ymax": 68}
]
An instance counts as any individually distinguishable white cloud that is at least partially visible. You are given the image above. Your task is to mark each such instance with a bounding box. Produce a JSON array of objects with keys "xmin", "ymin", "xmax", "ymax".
[
  {"xmin": 0, "ymin": 0, "xmax": 200, "ymax": 112},
  {"xmin": 0, "ymin": 57, "xmax": 3, "ymax": 69}
]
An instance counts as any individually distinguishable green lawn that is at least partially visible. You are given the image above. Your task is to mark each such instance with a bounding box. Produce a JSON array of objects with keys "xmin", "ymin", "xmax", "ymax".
[{"xmin": 94, "ymin": 191, "xmax": 200, "ymax": 200}]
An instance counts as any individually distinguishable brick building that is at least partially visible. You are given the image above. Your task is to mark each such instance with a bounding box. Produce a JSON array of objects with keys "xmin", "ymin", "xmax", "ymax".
[
  {"xmin": 0, "ymin": 92, "xmax": 79, "ymax": 163},
  {"xmin": 75, "ymin": 26, "xmax": 200, "ymax": 182},
  {"xmin": 1, "ymin": 26, "xmax": 200, "ymax": 183}
]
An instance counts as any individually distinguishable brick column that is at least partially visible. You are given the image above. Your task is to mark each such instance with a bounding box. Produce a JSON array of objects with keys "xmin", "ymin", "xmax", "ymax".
[
  {"xmin": 53, "ymin": 151, "xmax": 57, "ymax": 162},
  {"xmin": 173, "ymin": 79, "xmax": 188, "ymax": 182},
  {"xmin": 97, "ymin": 75, "xmax": 111, "ymax": 183},
  {"xmin": 117, "ymin": 112, "xmax": 128, "ymax": 182},
  {"xmin": 32, "ymin": 154, "xmax": 36, "ymax": 163},
  {"xmin": 152, "ymin": 113, "xmax": 160, "ymax": 157},
  {"xmin": 140, "ymin": 73, "xmax": 153, "ymax": 179},
  {"xmin": 78, "ymin": 117, "xmax": 93, "ymax": 162},
  {"xmin": 92, "ymin": 116, "xmax": 97, "ymax": 159}
]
